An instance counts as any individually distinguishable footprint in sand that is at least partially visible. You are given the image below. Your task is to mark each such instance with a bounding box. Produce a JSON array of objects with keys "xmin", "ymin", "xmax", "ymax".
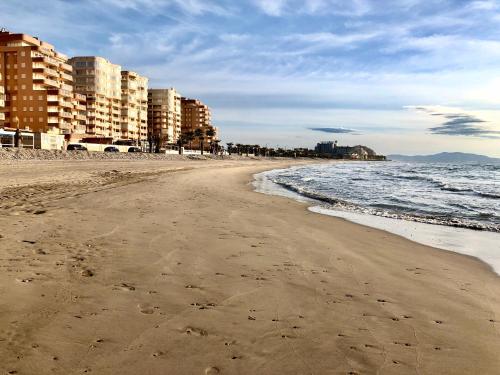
[
  {"xmin": 205, "ymin": 367, "xmax": 220, "ymax": 374},
  {"xmin": 185, "ymin": 327, "xmax": 208, "ymax": 336},
  {"xmin": 118, "ymin": 283, "xmax": 135, "ymax": 291},
  {"xmin": 16, "ymin": 277, "xmax": 34, "ymax": 283},
  {"xmin": 81, "ymin": 269, "xmax": 94, "ymax": 277},
  {"xmin": 138, "ymin": 304, "xmax": 154, "ymax": 315}
]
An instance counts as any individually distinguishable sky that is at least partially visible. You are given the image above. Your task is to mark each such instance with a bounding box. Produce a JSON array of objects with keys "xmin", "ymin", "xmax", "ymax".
[{"xmin": 1, "ymin": 0, "xmax": 500, "ymax": 156}]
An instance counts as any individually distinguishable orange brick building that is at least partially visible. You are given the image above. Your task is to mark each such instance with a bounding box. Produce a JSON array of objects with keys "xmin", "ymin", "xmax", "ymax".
[
  {"xmin": 180, "ymin": 97, "xmax": 217, "ymax": 150},
  {"xmin": 0, "ymin": 30, "xmax": 86, "ymax": 138}
]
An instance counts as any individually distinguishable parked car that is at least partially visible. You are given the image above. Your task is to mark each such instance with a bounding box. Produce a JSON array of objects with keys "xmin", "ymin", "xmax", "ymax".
[
  {"xmin": 67, "ymin": 144, "xmax": 87, "ymax": 151},
  {"xmin": 128, "ymin": 146, "xmax": 142, "ymax": 153},
  {"xmin": 104, "ymin": 146, "xmax": 119, "ymax": 153}
]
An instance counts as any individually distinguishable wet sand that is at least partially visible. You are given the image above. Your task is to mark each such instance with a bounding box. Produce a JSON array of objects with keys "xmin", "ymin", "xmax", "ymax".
[{"xmin": 0, "ymin": 159, "xmax": 499, "ymax": 374}]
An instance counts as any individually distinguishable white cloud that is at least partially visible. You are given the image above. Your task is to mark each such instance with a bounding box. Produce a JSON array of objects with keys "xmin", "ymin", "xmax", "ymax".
[
  {"xmin": 97, "ymin": 0, "xmax": 233, "ymax": 16},
  {"xmin": 253, "ymin": 0, "xmax": 288, "ymax": 16},
  {"xmin": 253, "ymin": 0, "xmax": 372, "ymax": 16},
  {"xmin": 285, "ymin": 31, "xmax": 379, "ymax": 47}
]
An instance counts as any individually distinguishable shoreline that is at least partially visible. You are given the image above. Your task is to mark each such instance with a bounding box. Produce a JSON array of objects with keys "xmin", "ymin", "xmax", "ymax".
[
  {"xmin": 0, "ymin": 159, "xmax": 499, "ymax": 374},
  {"xmin": 254, "ymin": 164, "xmax": 500, "ymax": 276}
]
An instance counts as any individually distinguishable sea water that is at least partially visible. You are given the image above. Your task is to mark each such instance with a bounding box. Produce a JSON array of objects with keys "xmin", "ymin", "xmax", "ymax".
[{"xmin": 254, "ymin": 161, "xmax": 500, "ymax": 275}]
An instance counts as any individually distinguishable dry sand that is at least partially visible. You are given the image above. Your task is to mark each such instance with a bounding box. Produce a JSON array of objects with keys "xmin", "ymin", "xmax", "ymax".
[{"xmin": 0, "ymin": 159, "xmax": 499, "ymax": 375}]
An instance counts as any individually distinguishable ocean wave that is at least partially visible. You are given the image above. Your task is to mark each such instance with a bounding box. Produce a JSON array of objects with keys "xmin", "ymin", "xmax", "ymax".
[{"xmin": 271, "ymin": 178, "xmax": 500, "ymax": 232}]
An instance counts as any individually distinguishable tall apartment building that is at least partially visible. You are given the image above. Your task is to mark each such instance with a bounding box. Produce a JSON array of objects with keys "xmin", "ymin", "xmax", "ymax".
[
  {"xmin": 0, "ymin": 85, "xmax": 4, "ymax": 122},
  {"xmin": 69, "ymin": 56, "xmax": 121, "ymax": 139},
  {"xmin": 121, "ymin": 71, "xmax": 148, "ymax": 142},
  {"xmin": 181, "ymin": 97, "xmax": 217, "ymax": 149},
  {"xmin": 0, "ymin": 30, "xmax": 86, "ymax": 136},
  {"xmin": 147, "ymin": 88, "xmax": 181, "ymax": 145}
]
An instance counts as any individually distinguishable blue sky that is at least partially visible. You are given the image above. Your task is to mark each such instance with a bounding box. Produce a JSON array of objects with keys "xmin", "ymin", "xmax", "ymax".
[{"xmin": 1, "ymin": 0, "xmax": 500, "ymax": 156}]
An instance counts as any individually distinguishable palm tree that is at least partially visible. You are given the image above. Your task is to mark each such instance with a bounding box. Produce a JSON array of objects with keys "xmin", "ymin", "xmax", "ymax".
[
  {"xmin": 213, "ymin": 140, "xmax": 221, "ymax": 155},
  {"xmin": 194, "ymin": 128, "xmax": 205, "ymax": 155},
  {"xmin": 185, "ymin": 131, "xmax": 195, "ymax": 150},
  {"xmin": 253, "ymin": 144, "xmax": 261, "ymax": 157},
  {"xmin": 226, "ymin": 142, "xmax": 234, "ymax": 155},
  {"xmin": 205, "ymin": 127, "xmax": 216, "ymax": 154}
]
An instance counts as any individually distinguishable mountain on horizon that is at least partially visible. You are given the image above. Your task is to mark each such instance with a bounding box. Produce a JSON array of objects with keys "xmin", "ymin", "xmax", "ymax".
[{"xmin": 387, "ymin": 152, "xmax": 500, "ymax": 163}]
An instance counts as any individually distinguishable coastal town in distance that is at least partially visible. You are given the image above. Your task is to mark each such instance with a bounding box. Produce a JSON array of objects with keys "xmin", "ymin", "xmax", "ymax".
[{"xmin": 0, "ymin": 29, "xmax": 384, "ymax": 160}]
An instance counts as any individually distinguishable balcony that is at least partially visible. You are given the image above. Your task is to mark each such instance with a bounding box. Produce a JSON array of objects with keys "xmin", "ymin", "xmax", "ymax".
[
  {"xmin": 47, "ymin": 95, "xmax": 59, "ymax": 102},
  {"xmin": 44, "ymin": 68, "xmax": 59, "ymax": 78},
  {"xmin": 58, "ymin": 122, "xmax": 72, "ymax": 131},
  {"xmin": 0, "ymin": 113, "xmax": 4, "ymax": 121},
  {"xmin": 75, "ymin": 104, "xmax": 86, "ymax": 111},
  {"xmin": 44, "ymin": 77, "xmax": 60, "ymax": 88},
  {"xmin": 59, "ymin": 89, "xmax": 73, "ymax": 98},
  {"xmin": 32, "ymin": 73, "xmax": 45, "ymax": 81},
  {"xmin": 60, "ymin": 111, "xmax": 73, "ymax": 119},
  {"xmin": 60, "ymin": 72, "xmax": 73, "ymax": 82},
  {"xmin": 31, "ymin": 53, "xmax": 60, "ymax": 67},
  {"xmin": 47, "ymin": 106, "xmax": 59, "ymax": 114},
  {"xmin": 60, "ymin": 62, "xmax": 73, "ymax": 72},
  {"xmin": 59, "ymin": 100, "xmax": 73, "ymax": 108},
  {"xmin": 48, "ymin": 117, "xmax": 59, "ymax": 124},
  {"xmin": 61, "ymin": 84, "xmax": 72, "ymax": 91}
]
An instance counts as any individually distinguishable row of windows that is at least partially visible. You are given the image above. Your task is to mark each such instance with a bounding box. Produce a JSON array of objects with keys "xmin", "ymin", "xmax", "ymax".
[
  {"xmin": 4, "ymin": 84, "xmax": 29, "ymax": 90},
  {"xmin": 4, "ymin": 73, "xmax": 27, "ymax": 79},
  {"xmin": 19, "ymin": 117, "xmax": 44, "ymax": 123},
  {"xmin": 73, "ymin": 61, "xmax": 95, "ymax": 68},
  {"xmin": 0, "ymin": 62, "xmax": 27, "ymax": 69},
  {"xmin": 4, "ymin": 95, "xmax": 44, "ymax": 101},
  {"xmin": 21, "ymin": 107, "xmax": 45, "ymax": 112}
]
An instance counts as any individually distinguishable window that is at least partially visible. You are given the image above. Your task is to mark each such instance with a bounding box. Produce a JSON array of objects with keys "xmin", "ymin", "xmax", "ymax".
[
  {"xmin": 21, "ymin": 63, "xmax": 25, "ymax": 68},
  {"xmin": 21, "ymin": 85, "xmax": 25, "ymax": 90},
  {"xmin": 29, "ymin": 107, "xmax": 33, "ymax": 111},
  {"xmin": 23, "ymin": 96, "xmax": 27, "ymax": 100},
  {"xmin": 38, "ymin": 107, "xmax": 43, "ymax": 111},
  {"xmin": 20, "ymin": 73, "xmax": 25, "ymax": 79},
  {"xmin": 20, "ymin": 51, "xmax": 25, "ymax": 57},
  {"xmin": 39, "ymin": 117, "xmax": 43, "ymax": 122},
  {"xmin": 23, "ymin": 107, "xmax": 27, "ymax": 111},
  {"xmin": 39, "ymin": 96, "xmax": 43, "ymax": 100}
]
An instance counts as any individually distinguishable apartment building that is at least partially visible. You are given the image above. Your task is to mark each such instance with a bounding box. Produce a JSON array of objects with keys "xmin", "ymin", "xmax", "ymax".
[
  {"xmin": 69, "ymin": 56, "xmax": 121, "ymax": 139},
  {"xmin": 71, "ymin": 93, "xmax": 87, "ymax": 139},
  {"xmin": 121, "ymin": 71, "xmax": 148, "ymax": 142},
  {"xmin": 0, "ymin": 30, "xmax": 86, "ymax": 135},
  {"xmin": 147, "ymin": 88, "xmax": 181, "ymax": 145},
  {"xmin": 0, "ymin": 85, "xmax": 4, "ymax": 122},
  {"xmin": 181, "ymin": 97, "xmax": 217, "ymax": 149}
]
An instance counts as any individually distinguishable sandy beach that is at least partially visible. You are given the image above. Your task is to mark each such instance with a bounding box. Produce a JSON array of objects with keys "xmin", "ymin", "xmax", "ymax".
[{"xmin": 0, "ymin": 158, "xmax": 499, "ymax": 375}]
